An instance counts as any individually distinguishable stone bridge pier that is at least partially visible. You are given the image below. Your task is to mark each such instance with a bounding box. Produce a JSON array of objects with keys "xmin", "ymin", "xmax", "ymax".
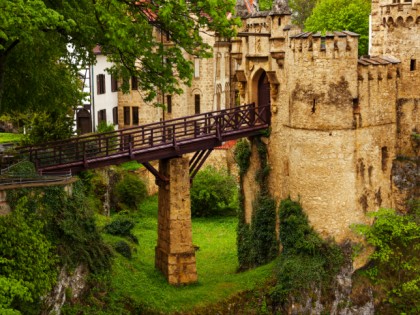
[{"xmin": 155, "ymin": 156, "xmax": 198, "ymax": 285}]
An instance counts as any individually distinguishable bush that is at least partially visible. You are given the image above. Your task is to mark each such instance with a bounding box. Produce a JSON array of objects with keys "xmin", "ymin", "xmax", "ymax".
[
  {"xmin": 0, "ymin": 198, "xmax": 57, "ymax": 314},
  {"xmin": 104, "ymin": 216, "xmax": 138, "ymax": 244},
  {"xmin": 114, "ymin": 173, "xmax": 147, "ymax": 211},
  {"xmin": 353, "ymin": 206, "xmax": 420, "ymax": 314},
  {"xmin": 20, "ymin": 111, "xmax": 73, "ymax": 146},
  {"xmin": 114, "ymin": 241, "xmax": 132, "ymax": 259},
  {"xmin": 191, "ymin": 166, "xmax": 238, "ymax": 217}
]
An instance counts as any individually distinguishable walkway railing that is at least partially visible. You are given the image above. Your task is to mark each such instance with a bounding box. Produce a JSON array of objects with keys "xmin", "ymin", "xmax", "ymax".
[{"xmin": 18, "ymin": 103, "xmax": 270, "ymax": 173}]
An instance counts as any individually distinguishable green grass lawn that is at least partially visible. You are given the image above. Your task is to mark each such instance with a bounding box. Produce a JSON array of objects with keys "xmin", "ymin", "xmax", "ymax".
[
  {"xmin": 0, "ymin": 132, "xmax": 23, "ymax": 144},
  {"xmin": 118, "ymin": 160, "xmax": 143, "ymax": 171},
  {"xmin": 101, "ymin": 195, "xmax": 275, "ymax": 314}
]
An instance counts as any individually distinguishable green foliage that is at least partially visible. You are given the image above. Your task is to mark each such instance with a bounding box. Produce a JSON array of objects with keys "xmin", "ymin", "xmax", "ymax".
[
  {"xmin": 65, "ymin": 195, "xmax": 274, "ymax": 314},
  {"xmin": 118, "ymin": 161, "xmax": 142, "ymax": 171},
  {"xmin": 0, "ymin": 0, "xmax": 239, "ymax": 113},
  {"xmin": 113, "ymin": 241, "xmax": 132, "ymax": 259},
  {"xmin": 305, "ymin": 0, "xmax": 371, "ymax": 55},
  {"xmin": 258, "ymin": 0, "xmax": 272, "ymax": 11},
  {"xmin": 238, "ymin": 194, "xmax": 278, "ymax": 271},
  {"xmin": 353, "ymin": 207, "xmax": 420, "ymax": 314},
  {"xmin": 3, "ymin": 160, "xmax": 38, "ymax": 177},
  {"xmin": 237, "ymin": 137, "xmax": 278, "ymax": 270},
  {"xmin": 271, "ymin": 198, "xmax": 344, "ymax": 304},
  {"xmin": 104, "ymin": 216, "xmax": 138, "ymax": 244},
  {"xmin": 0, "ymin": 276, "xmax": 31, "ymax": 315},
  {"xmin": 234, "ymin": 139, "xmax": 252, "ymax": 176},
  {"xmin": 0, "ymin": 198, "xmax": 57, "ymax": 313},
  {"xmin": 7, "ymin": 180, "xmax": 112, "ymax": 274},
  {"xmin": 20, "ymin": 111, "xmax": 74, "ymax": 145},
  {"xmin": 115, "ymin": 173, "xmax": 147, "ymax": 211},
  {"xmin": 191, "ymin": 166, "xmax": 238, "ymax": 217},
  {"xmin": 96, "ymin": 121, "xmax": 114, "ymax": 133},
  {"xmin": 289, "ymin": 0, "xmax": 318, "ymax": 28},
  {"xmin": 251, "ymin": 195, "xmax": 278, "ymax": 265},
  {"xmin": 0, "ymin": 133, "xmax": 23, "ymax": 144}
]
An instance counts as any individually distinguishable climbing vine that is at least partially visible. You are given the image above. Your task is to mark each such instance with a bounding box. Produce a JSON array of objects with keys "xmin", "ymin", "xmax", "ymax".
[
  {"xmin": 7, "ymin": 182, "xmax": 112, "ymax": 274},
  {"xmin": 271, "ymin": 198, "xmax": 344, "ymax": 306},
  {"xmin": 236, "ymin": 136, "xmax": 278, "ymax": 270},
  {"xmin": 234, "ymin": 138, "xmax": 252, "ymax": 176}
]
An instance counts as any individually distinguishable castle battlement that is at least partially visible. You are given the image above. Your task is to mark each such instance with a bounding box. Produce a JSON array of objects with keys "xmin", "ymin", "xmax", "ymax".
[
  {"xmin": 289, "ymin": 31, "xmax": 358, "ymax": 58},
  {"xmin": 357, "ymin": 56, "xmax": 401, "ymax": 81},
  {"xmin": 377, "ymin": 1, "xmax": 420, "ymax": 28}
]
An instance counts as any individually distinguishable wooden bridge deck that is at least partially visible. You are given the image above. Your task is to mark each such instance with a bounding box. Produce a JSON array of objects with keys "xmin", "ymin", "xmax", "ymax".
[{"xmin": 18, "ymin": 103, "xmax": 271, "ymax": 174}]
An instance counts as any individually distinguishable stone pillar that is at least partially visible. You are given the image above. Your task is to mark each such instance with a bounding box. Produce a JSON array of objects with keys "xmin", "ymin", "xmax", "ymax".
[{"xmin": 155, "ymin": 157, "xmax": 198, "ymax": 285}]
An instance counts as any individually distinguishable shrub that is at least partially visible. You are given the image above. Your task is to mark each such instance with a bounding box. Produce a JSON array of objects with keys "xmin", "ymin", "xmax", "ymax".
[
  {"xmin": 353, "ymin": 206, "xmax": 420, "ymax": 314},
  {"xmin": 114, "ymin": 173, "xmax": 147, "ymax": 211},
  {"xmin": 104, "ymin": 216, "xmax": 138, "ymax": 244},
  {"xmin": 20, "ymin": 111, "xmax": 73, "ymax": 146},
  {"xmin": 114, "ymin": 241, "xmax": 132, "ymax": 259},
  {"xmin": 251, "ymin": 195, "xmax": 278, "ymax": 265},
  {"xmin": 0, "ymin": 198, "xmax": 57, "ymax": 313},
  {"xmin": 190, "ymin": 166, "xmax": 238, "ymax": 217},
  {"xmin": 96, "ymin": 121, "xmax": 115, "ymax": 133}
]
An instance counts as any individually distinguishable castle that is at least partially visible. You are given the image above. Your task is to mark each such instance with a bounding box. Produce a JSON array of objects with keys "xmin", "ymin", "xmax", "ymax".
[
  {"xmin": 234, "ymin": 0, "xmax": 419, "ymax": 242},
  {"xmin": 82, "ymin": 0, "xmax": 418, "ymax": 243}
]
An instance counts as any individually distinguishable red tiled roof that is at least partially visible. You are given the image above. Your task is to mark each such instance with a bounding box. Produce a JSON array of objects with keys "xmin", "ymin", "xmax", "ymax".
[{"xmin": 215, "ymin": 140, "xmax": 237, "ymax": 150}]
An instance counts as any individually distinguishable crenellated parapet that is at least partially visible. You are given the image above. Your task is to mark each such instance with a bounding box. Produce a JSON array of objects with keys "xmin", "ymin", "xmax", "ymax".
[
  {"xmin": 289, "ymin": 31, "xmax": 359, "ymax": 60},
  {"xmin": 356, "ymin": 56, "xmax": 400, "ymax": 129},
  {"xmin": 357, "ymin": 56, "xmax": 401, "ymax": 81}
]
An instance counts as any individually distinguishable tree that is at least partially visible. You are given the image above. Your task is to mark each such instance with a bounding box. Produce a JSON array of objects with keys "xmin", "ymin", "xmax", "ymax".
[
  {"xmin": 0, "ymin": 0, "xmax": 239, "ymax": 113},
  {"xmin": 289, "ymin": 0, "xmax": 317, "ymax": 28},
  {"xmin": 305, "ymin": 0, "xmax": 371, "ymax": 55}
]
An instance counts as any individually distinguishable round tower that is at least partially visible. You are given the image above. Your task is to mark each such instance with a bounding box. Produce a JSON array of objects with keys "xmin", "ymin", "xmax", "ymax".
[{"xmin": 370, "ymin": 0, "xmax": 419, "ymax": 98}]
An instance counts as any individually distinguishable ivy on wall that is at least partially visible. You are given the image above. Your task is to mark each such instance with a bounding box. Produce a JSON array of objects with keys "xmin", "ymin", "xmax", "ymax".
[
  {"xmin": 235, "ymin": 137, "xmax": 278, "ymax": 270},
  {"xmin": 7, "ymin": 182, "xmax": 112, "ymax": 274},
  {"xmin": 271, "ymin": 198, "xmax": 344, "ymax": 307},
  {"xmin": 2, "ymin": 162, "xmax": 113, "ymax": 313}
]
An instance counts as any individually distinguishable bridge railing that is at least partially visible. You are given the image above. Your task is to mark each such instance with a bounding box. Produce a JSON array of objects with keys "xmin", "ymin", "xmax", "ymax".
[{"xmin": 18, "ymin": 103, "xmax": 270, "ymax": 170}]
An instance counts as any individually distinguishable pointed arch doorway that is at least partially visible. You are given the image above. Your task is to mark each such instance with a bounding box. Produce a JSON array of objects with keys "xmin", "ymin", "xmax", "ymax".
[{"xmin": 257, "ymin": 71, "xmax": 271, "ymax": 123}]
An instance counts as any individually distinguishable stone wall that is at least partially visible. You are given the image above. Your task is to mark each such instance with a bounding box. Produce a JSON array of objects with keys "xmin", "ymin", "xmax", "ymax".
[{"xmin": 235, "ymin": 0, "xmax": 419, "ymax": 243}]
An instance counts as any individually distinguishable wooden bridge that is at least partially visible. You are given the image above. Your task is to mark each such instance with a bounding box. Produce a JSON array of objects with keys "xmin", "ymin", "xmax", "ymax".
[
  {"xmin": 18, "ymin": 103, "xmax": 270, "ymax": 178},
  {"xmin": 16, "ymin": 102, "xmax": 271, "ymax": 285}
]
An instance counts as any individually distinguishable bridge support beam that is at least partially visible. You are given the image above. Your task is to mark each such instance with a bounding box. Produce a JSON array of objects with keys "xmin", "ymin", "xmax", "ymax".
[{"xmin": 155, "ymin": 156, "xmax": 198, "ymax": 285}]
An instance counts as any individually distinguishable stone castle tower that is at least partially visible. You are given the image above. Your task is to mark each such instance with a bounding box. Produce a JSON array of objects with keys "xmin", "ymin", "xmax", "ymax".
[{"xmin": 234, "ymin": 0, "xmax": 419, "ymax": 242}]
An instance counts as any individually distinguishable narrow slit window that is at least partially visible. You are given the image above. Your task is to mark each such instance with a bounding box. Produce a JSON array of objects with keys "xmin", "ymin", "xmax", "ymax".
[
  {"xmin": 410, "ymin": 59, "xmax": 416, "ymax": 71},
  {"xmin": 132, "ymin": 107, "xmax": 139, "ymax": 125},
  {"xmin": 194, "ymin": 95, "xmax": 200, "ymax": 114},
  {"xmin": 112, "ymin": 107, "xmax": 118, "ymax": 125},
  {"xmin": 166, "ymin": 95, "xmax": 172, "ymax": 113},
  {"xmin": 123, "ymin": 106, "xmax": 130, "ymax": 125}
]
